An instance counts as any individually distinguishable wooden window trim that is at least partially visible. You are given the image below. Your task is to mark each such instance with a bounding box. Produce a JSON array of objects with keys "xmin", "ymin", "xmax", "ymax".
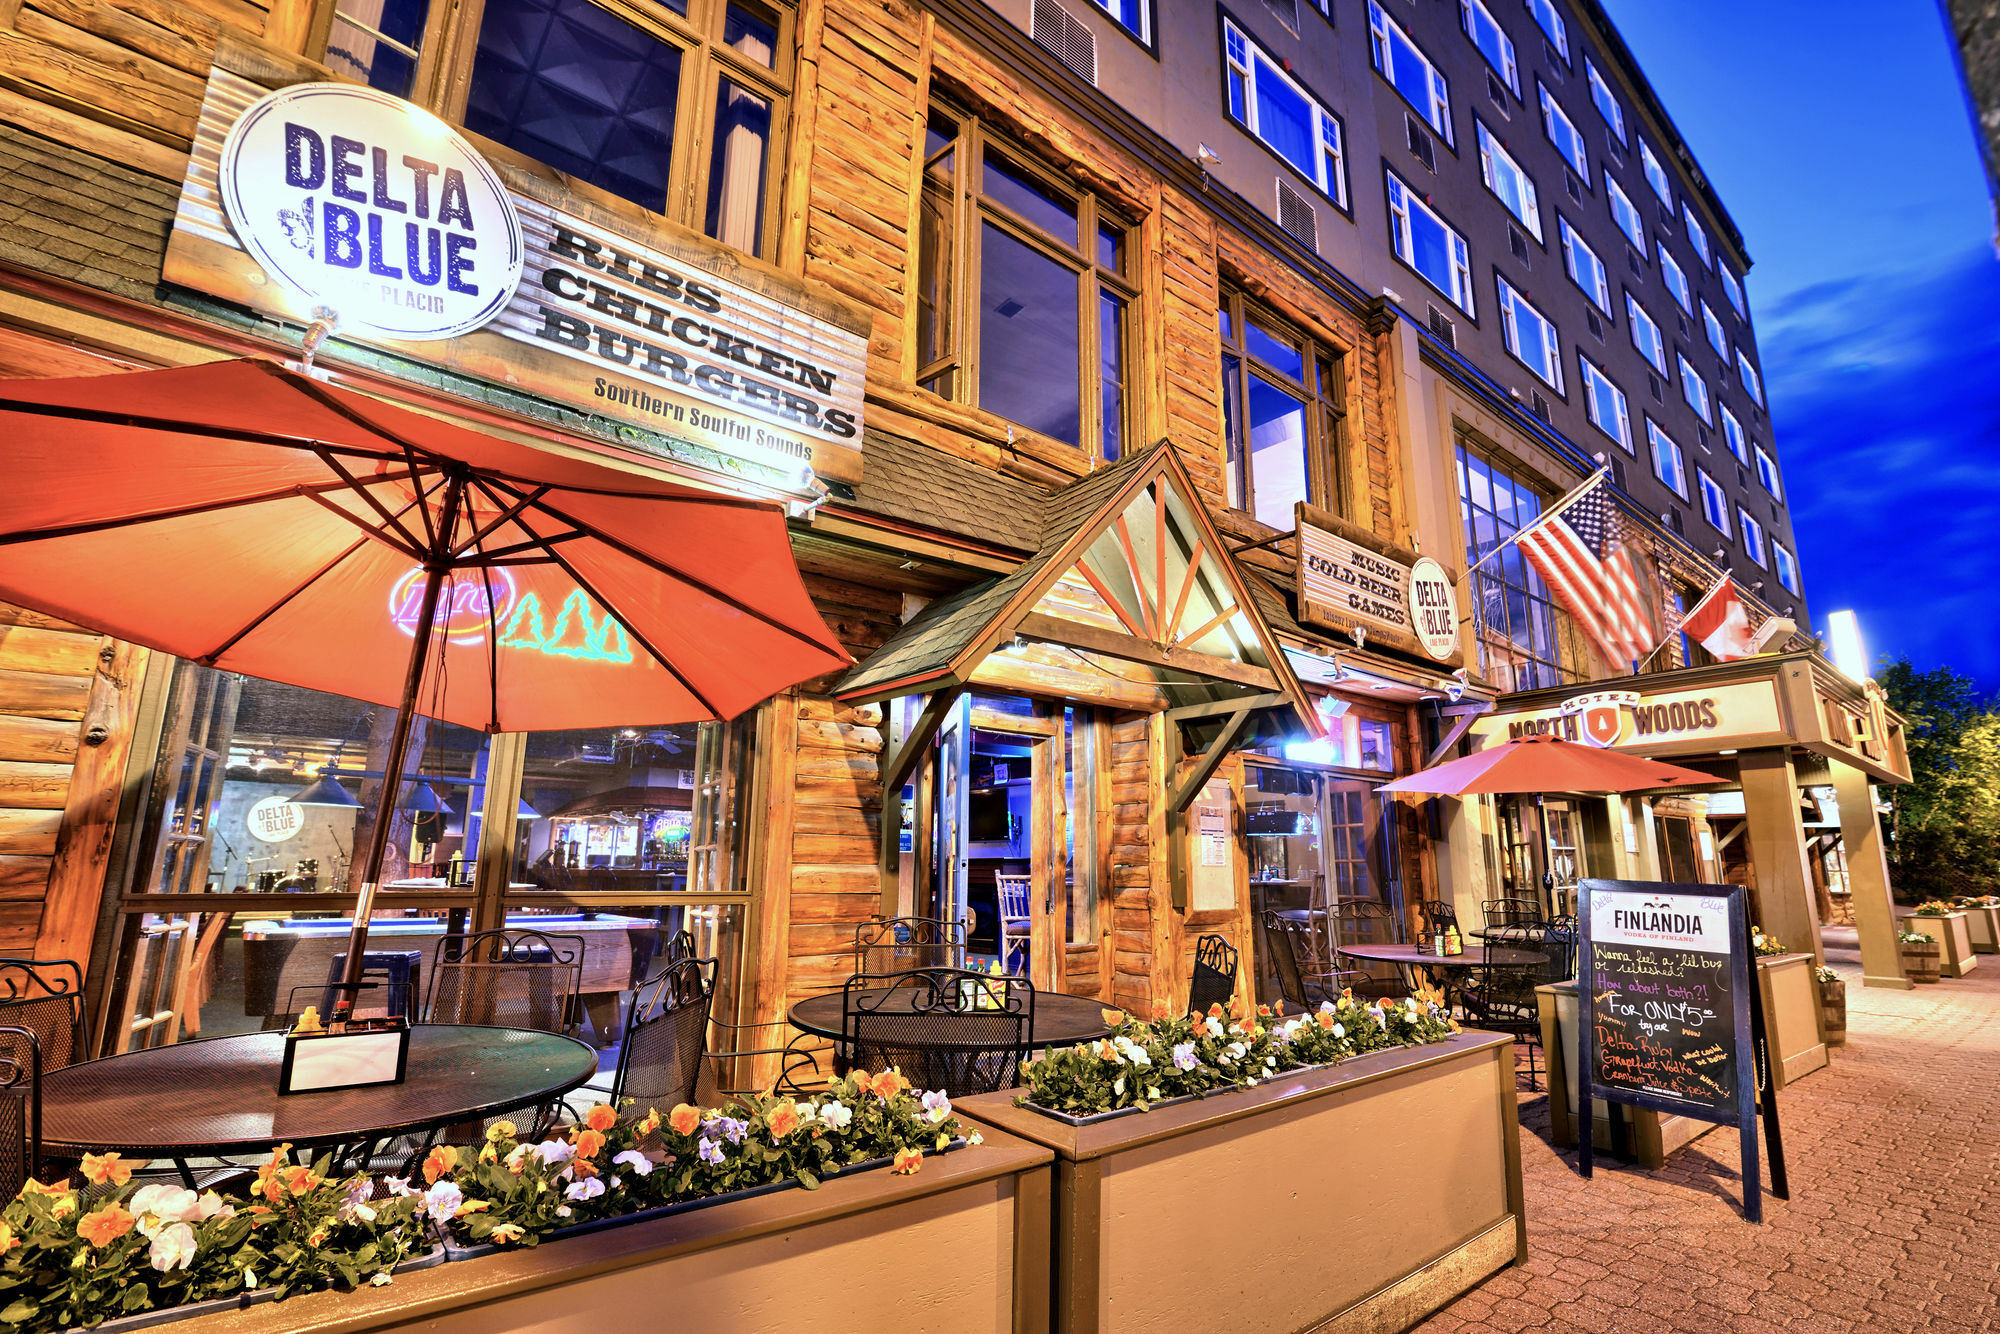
[{"xmin": 1219, "ymin": 286, "xmax": 1352, "ymax": 527}]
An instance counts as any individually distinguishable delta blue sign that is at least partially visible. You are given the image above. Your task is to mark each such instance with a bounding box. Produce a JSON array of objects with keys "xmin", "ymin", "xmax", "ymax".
[{"xmin": 218, "ymin": 84, "xmax": 524, "ymax": 341}]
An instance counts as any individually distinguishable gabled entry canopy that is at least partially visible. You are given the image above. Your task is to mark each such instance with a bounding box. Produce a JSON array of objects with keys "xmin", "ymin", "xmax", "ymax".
[{"xmin": 836, "ymin": 442, "xmax": 1319, "ymax": 736}]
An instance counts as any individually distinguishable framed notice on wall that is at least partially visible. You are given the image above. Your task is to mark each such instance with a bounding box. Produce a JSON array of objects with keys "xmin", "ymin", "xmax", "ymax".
[
  {"xmin": 1187, "ymin": 777, "xmax": 1236, "ymax": 913},
  {"xmin": 1575, "ymin": 878, "xmax": 1788, "ymax": 1221}
]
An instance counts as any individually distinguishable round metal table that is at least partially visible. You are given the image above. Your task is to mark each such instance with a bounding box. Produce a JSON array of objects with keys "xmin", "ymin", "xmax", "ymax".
[
  {"xmin": 1336, "ymin": 942, "xmax": 1547, "ymax": 970},
  {"xmin": 41, "ymin": 1024, "xmax": 599, "ymax": 1159},
  {"xmin": 788, "ymin": 988, "xmax": 1117, "ymax": 1050}
]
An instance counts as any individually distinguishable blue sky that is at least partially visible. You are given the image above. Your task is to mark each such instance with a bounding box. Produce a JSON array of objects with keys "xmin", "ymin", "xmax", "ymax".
[{"xmin": 1601, "ymin": 0, "xmax": 2000, "ymax": 690}]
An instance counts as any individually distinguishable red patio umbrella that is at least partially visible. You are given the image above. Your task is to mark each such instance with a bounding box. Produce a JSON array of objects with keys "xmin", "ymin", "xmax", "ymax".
[
  {"xmin": 1378, "ymin": 734, "xmax": 1718, "ymax": 796},
  {"xmin": 0, "ymin": 357, "xmax": 849, "ymax": 1007}
]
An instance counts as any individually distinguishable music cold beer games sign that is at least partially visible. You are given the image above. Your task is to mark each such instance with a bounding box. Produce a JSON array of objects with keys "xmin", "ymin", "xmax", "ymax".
[{"xmin": 164, "ymin": 51, "xmax": 871, "ymax": 490}]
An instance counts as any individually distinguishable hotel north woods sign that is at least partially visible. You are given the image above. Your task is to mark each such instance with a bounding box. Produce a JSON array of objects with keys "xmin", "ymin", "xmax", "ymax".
[
  {"xmin": 164, "ymin": 52, "xmax": 870, "ymax": 491},
  {"xmin": 1470, "ymin": 678, "xmax": 1788, "ymax": 751},
  {"xmin": 1294, "ymin": 504, "xmax": 1461, "ymax": 666}
]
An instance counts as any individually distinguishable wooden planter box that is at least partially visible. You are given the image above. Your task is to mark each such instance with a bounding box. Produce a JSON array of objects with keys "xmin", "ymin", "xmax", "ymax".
[
  {"xmin": 1756, "ymin": 953, "xmax": 1829, "ymax": 1088},
  {"xmin": 175, "ymin": 1130, "xmax": 1055, "ymax": 1334},
  {"xmin": 1538, "ymin": 982, "xmax": 1718, "ymax": 1170},
  {"xmin": 1902, "ymin": 939, "xmax": 1942, "ymax": 983},
  {"xmin": 1818, "ymin": 976, "xmax": 1847, "ymax": 1046},
  {"xmin": 1958, "ymin": 905, "xmax": 2000, "ymax": 954},
  {"xmin": 956, "ymin": 1032, "xmax": 1526, "ymax": 1334},
  {"xmin": 1900, "ymin": 912, "xmax": 1978, "ymax": 977}
]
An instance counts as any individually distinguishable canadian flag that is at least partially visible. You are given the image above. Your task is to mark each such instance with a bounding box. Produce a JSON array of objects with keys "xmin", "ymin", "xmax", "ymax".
[{"xmin": 1682, "ymin": 577, "xmax": 1756, "ymax": 660}]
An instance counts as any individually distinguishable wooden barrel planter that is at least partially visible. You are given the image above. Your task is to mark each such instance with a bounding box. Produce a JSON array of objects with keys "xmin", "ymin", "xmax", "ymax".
[
  {"xmin": 1902, "ymin": 937, "xmax": 1942, "ymax": 983},
  {"xmin": 1817, "ymin": 975, "xmax": 1847, "ymax": 1046},
  {"xmin": 1900, "ymin": 911, "xmax": 1978, "ymax": 977}
]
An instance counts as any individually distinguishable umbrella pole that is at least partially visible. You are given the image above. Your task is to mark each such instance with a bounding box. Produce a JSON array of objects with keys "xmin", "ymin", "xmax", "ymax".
[{"xmin": 335, "ymin": 559, "xmax": 450, "ymax": 1017}]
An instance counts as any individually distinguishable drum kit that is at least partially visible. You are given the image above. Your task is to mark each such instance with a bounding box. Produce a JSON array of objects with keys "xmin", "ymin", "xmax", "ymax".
[{"xmin": 241, "ymin": 855, "xmax": 331, "ymax": 893}]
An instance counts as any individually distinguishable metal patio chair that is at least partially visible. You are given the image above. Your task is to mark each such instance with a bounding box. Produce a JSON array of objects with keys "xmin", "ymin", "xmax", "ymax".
[
  {"xmin": 854, "ymin": 916, "xmax": 966, "ymax": 977},
  {"xmin": 842, "ymin": 968, "xmax": 1033, "ymax": 1099},
  {"xmin": 1187, "ymin": 933, "xmax": 1240, "ymax": 1016},
  {"xmin": 612, "ymin": 958, "xmax": 714, "ymax": 1116}
]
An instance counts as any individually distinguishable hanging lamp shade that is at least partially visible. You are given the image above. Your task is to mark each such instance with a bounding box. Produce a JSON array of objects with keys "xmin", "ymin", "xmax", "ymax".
[
  {"xmin": 400, "ymin": 781, "xmax": 451, "ymax": 814},
  {"xmin": 291, "ymin": 769, "xmax": 362, "ymax": 807},
  {"xmin": 517, "ymin": 798, "xmax": 542, "ymax": 820}
]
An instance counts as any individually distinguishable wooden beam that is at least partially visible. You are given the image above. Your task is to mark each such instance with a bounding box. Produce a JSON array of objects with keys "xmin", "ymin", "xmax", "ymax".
[
  {"xmin": 1018, "ymin": 612, "xmax": 1280, "ymax": 692},
  {"xmin": 1426, "ymin": 700, "xmax": 1494, "ymax": 766},
  {"xmin": 1163, "ymin": 691, "xmax": 1291, "ymax": 723},
  {"xmin": 1073, "ymin": 560, "xmax": 1150, "ymax": 642},
  {"xmin": 879, "ymin": 687, "xmax": 965, "ymax": 801},
  {"xmin": 967, "ymin": 647, "xmax": 1172, "ymax": 712},
  {"xmin": 1168, "ymin": 703, "xmax": 1259, "ymax": 816}
]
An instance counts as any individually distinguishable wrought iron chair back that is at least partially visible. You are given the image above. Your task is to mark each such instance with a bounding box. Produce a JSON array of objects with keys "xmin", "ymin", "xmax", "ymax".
[
  {"xmin": 1481, "ymin": 897, "xmax": 1543, "ymax": 930},
  {"xmin": 1464, "ymin": 926, "xmax": 1573, "ymax": 1089},
  {"xmin": 1261, "ymin": 911, "xmax": 1359, "ymax": 1009},
  {"xmin": 842, "ymin": 968, "xmax": 1033, "ymax": 1098},
  {"xmin": 854, "ymin": 916, "xmax": 966, "ymax": 977},
  {"xmin": 613, "ymin": 958, "xmax": 715, "ymax": 1113},
  {"xmin": 0, "ymin": 959, "xmax": 84, "ymax": 1072},
  {"xmin": 1334, "ymin": 900, "xmax": 1403, "ymax": 1000},
  {"xmin": 0, "ymin": 1026, "xmax": 39, "ymax": 1202},
  {"xmin": 1416, "ymin": 898, "xmax": 1459, "ymax": 948},
  {"xmin": 1187, "ymin": 933, "xmax": 1239, "ymax": 1016},
  {"xmin": 662, "ymin": 930, "xmax": 698, "ymax": 967},
  {"xmin": 423, "ymin": 929, "xmax": 586, "ymax": 1036}
]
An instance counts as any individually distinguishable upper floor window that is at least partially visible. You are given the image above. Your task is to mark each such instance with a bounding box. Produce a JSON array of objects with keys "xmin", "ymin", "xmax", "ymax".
[
  {"xmin": 1525, "ymin": 0, "xmax": 1568, "ymax": 62},
  {"xmin": 1754, "ymin": 444, "xmax": 1782, "ymax": 498},
  {"xmin": 916, "ymin": 110, "xmax": 1135, "ymax": 461},
  {"xmin": 1738, "ymin": 507, "xmax": 1766, "ymax": 567},
  {"xmin": 1497, "ymin": 277, "xmax": 1562, "ymax": 391},
  {"xmin": 1370, "ymin": 4, "xmax": 1453, "ymax": 143},
  {"xmin": 1605, "ymin": 171, "xmax": 1645, "ymax": 250},
  {"xmin": 1701, "ymin": 300, "xmax": 1728, "ymax": 359},
  {"xmin": 1220, "ymin": 291, "xmax": 1349, "ymax": 530},
  {"xmin": 1639, "ymin": 138, "xmax": 1672, "ymax": 206},
  {"xmin": 1656, "ymin": 240, "xmax": 1691, "ymax": 312},
  {"xmin": 1477, "ymin": 122, "xmax": 1541, "ymax": 240},
  {"xmin": 1226, "ymin": 19, "xmax": 1350, "ymax": 205},
  {"xmin": 1578, "ymin": 358, "xmax": 1631, "ymax": 452},
  {"xmin": 1737, "ymin": 349, "xmax": 1764, "ymax": 405},
  {"xmin": 1585, "ymin": 58, "xmax": 1625, "ymax": 144},
  {"xmin": 1774, "ymin": 541, "xmax": 1800, "ymax": 595},
  {"xmin": 1626, "ymin": 292, "xmax": 1665, "ymax": 372},
  {"xmin": 1677, "ymin": 351, "xmax": 1711, "ymax": 424},
  {"xmin": 1539, "ymin": 82, "xmax": 1587, "ymax": 177},
  {"xmin": 1696, "ymin": 467, "xmax": 1727, "ymax": 531},
  {"xmin": 1092, "ymin": 0, "xmax": 1151, "ymax": 43},
  {"xmin": 1559, "ymin": 215, "xmax": 1609, "ymax": 311},
  {"xmin": 1719, "ymin": 265, "xmax": 1747, "ymax": 320},
  {"xmin": 325, "ymin": 0, "xmax": 791, "ymax": 256},
  {"xmin": 1720, "ymin": 402, "xmax": 1749, "ymax": 463},
  {"xmin": 1647, "ymin": 419, "xmax": 1685, "ymax": 498},
  {"xmin": 1682, "ymin": 202, "xmax": 1712, "ymax": 268},
  {"xmin": 1387, "ymin": 170, "xmax": 1474, "ymax": 314},
  {"xmin": 1461, "ymin": 0, "xmax": 1518, "ymax": 95},
  {"xmin": 1458, "ymin": 441, "xmax": 1584, "ymax": 692}
]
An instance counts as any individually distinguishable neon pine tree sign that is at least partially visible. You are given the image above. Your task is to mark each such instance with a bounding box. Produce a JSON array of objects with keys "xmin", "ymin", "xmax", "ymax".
[
  {"xmin": 497, "ymin": 589, "xmax": 634, "ymax": 664},
  {"xmin": 386, "ymin": 568, "xmax": 632, "ymax": 665}
]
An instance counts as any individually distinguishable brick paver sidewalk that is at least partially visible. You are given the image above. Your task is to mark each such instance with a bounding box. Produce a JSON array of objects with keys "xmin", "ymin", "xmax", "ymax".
[{"xmin": 1416, "ymin": 927, "xmax": 2000, "ymax": 1333}]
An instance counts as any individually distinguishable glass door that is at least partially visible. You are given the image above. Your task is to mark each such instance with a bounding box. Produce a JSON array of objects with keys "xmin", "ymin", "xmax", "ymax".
[{"xmin": 1544, "ymin": 799, "xmax": 1583, "ymax": 916}]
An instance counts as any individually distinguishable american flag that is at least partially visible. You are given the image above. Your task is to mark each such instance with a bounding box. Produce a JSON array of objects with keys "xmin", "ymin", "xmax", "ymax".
[{"xmin": 1515, "ymin": 477, "xmax": 1655, "ymax": 670}]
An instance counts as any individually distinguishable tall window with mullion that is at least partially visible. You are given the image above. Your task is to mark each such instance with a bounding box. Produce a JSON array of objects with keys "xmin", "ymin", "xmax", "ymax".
[
  {"xmin": 1457, "ymin": 441, "xmax": 1584, "ymax": 691},
  {"xmin": 1461, "ymin": 0, "xmax": 1518, "ymax": 94},
  {"xmin": 1639, "ymin": 139, "xmax": 1673, "ymax": 206},
  {"xmin": 1370, "ymin": 3, "xmax": 1453, "ymax": 143},
  {"xmin": 1656, "ymin": 241, "xmax": 1691, "ymax": 312},
  {"xmin": 1677, "ymin": 352, "xmax": 1711, "ymax": 424},
  {"xmin": 321, "ymin": 0, "xmax": 437, "ymax": 97},
  {"xmin": 1754, "ymin": 445, "xmax": 1782, "ymax": 497},
  {"xmin": 1525, "ymin": 0, "xmax": 1567, "ymax": 61},
  {"xmin": 1682, "ymin": 203, "xmax": 1713, "ymax": 267},
  {"xmin": 1093, "ymin": 0, "xmax": 1151, "ymax": 43},
  {"xmin": 1476, "ymin": 121, "xmax": 1541, "ymax": 240},
  {"xmin": 1496, "ymin": 277, "xmax": 1562, "ymax": 391},
  {"xmin": 1538, "ymin": 81, "xmax": 1587, "ymax": 178},
  {"xmin": 1737, "ymin": 349, "xmax": 1764, "ymax": 405},
  {"xmin": 1386, "ymin": 171, "xmax": 1473, "ymax": 314},
  {"xmin": 1220, "ymin": 291, "xmax": 1349, "ymax": 531},
  {"xmin": 456, "ymin": 0, "xmax": 791, "ymax": 256},
  {"xmin": 1578, "ymin": 358, "xmax": 1631, "ymax": 452},
  {"xmin": 1584, "ymin": 58, "xmax": 1625, "ymax": 144},
  {"xmin": 1226, "ymin": 19, "xmax": 1350, "ymax": 205},
  {"xmin": 1738, "ymin": 507, "xmax": 1766, "ymax": 566},
  {"xmin": 1774, "ymin": 540, "xmax": 1800, "ymax": 595},
  {"xmin": 1647, "ymin": 418, "xmax": 1686, "ymax": 498},
  {"xmin": 1696, "ymin": 466, "xmax": 1728, "ymax": 531},
  {"xmin": 915, "ymin": 109, "xmax": 1137, "ymax": 462},
  {"xmin": 1626, "ymin": 292, "xmax": 1665, "ymax": 372},
  {"xmin": 1559, "ymin": 215, "xmax": 1609, "ymax": 311},
  {"xmin": 1719, "ymin": 265, "xmax": 1748, "ymax": 321},
  {"xmin": 1701, "ymin": 300, "xmax": 1728, "ymax": 359},
  {"xmin": 1606, "ymin": 172, "xmax": 1645, "ymax": 250},
  {"xmin": 1719, "ymin": 402, "xmax": 1749, "ymax": 463}
]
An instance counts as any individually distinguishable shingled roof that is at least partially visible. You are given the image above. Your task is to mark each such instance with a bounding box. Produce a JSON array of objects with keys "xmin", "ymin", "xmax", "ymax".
[
  {"xmin": 847, "ymin": 429, "xmax": 1047, "ymax": 553},
  {"xmin": 0, "ymin": 127, "xmax": 177, "ymax": 304}
]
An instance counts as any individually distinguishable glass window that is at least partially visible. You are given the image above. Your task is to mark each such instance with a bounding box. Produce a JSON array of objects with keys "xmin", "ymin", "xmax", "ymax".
[
  {"xmin": 1701, "ymin": 300, "xmax": 1728, "ymax": 359},
  {"xmin": 1606, "ymin": 171, "xmax": 1645, "ymax": 250},
  {"xmin": 1477, "ymin": 122, "xmax": 1541, "ymax": 239},
  {"xmin": 1371, "ymin": 3, "xmax": 1453, "ymax": 142},
  {"xmin": 1457, "ymin": 440, "xmax": 1584, "ymax": 691},
  {"xmin": 1461, "ymin": 0, "xmax": 1518, "ymax": 93},
  {"xmin": 1720, "ymin": 403, "xmax": 1749, "ymax": 463},
  {"xmin": 1227, "ymin": 19, "xmax": 1350, "ymax": 204},
  {"xmin": 324, "ymin": 0, "xmax": 432, "ymax": 96},
  {"xmin": 1657, "ymin": 241, "xmax": 1691, "ymax": 312},
  {"xmin": 1525, "ymin": 0, "xmax": 1568, "ymax": 62},
  {"xmin": 918, "ymin": 111, "xmax": 1135, "ymax": 461},
  {"xmin": 1626, "ymin": 293, "xmax": 1666, "ymax": 372},
  {"xmin": 1683, "ymin": 202, "xmax": 1712, "ymax": 267},
  {"xmin": 1579, "ymin": 358, "xmax": 1631, "ymax": 452},
  {"xmin": 1386, "ymin": 170, "xmax": 1474, "ymax": 313},
  {"xmin": 1497, "ymin": 278, "xmax": 1562, "ymax": 390},
  {"xmin": 1063, "ymin": 707, "xmax": 1099, "ymax": 946},
  {"xmin": 1585, "ymin": 58, "xmax": 1625, "ymax": 143},
  {"xmin": 1720, "ymin": 265, "xmax": 1748, "ymax": 320},
  {"xmin": 1737, "ymin": 349, "xmax": 1765, "ymax": 405},
  {"xmin": 1648, "ymin": 418, "xmax": 1685, "ymax": 497},
  {"xmin": 1678, "ymin": 352, "xmax": 1710, "ymax": 424},
  {"xmin": 1639, "ymin": 138, "xmax": 1672, "ymax": 206},
  {"xmin": 1539, "ymin": 81, "xmax": 1587, "ymax": 176},
  {"xmin": 1092, "ymin": 0, "xmax": 1150, "ymax": 42},
  {"xmin": 1559, "ymin": 215, "xmax": 1609, "ymax": 311},
  {"xmin": 1696, "ymin": 467, "xmax": 1728, "ymax": 530},
  {"xmin": 1222, "ymin": 291, "xmax": 1349, "ymax": 529},
  {"xmin": 1738, "ymin": 508, "xmax": 1766, "ymax": 566},
  {"xmin": 1774, "ymin": 541, "xmax": 1800, "ymax": 595},
  {"xmin": 1755, "ymin": 445, "xmax": 1782, "ymax": 497}
]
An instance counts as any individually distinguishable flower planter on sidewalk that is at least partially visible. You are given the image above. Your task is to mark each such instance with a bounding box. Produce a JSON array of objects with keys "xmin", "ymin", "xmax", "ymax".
[
  {"xmin": 1957, "ymin": 904, "xmax": 2000, "ymax": 954},
  {"xmin": 76, "ymin": 1241, "xmax": 447, "ymax": 1334},
  {"xmin": 955, "ymin": 1031, "xmax": 1525, "ymax": 1334},
  {"xmin": 1901, "ymin": 912, "xmax": 1976, "ymax": 977},
  {"xmin": 1818, "ymin": 974, "xmax": 1847, "ymax": 1047},
  {"xmin": 1755, "ymin": 953, "xmax": 1830, "ymax": 1088}
]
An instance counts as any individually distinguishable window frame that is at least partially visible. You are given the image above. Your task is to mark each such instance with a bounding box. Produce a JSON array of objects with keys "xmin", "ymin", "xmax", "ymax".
[
  {"xmin": 1558, "ymin": 214, "xmax": 1610, "ymax": 312},
  {"xmin": 1525, "ymin": 0, "xmax": 1568, "ymax": 63},
  {"xmin": 1089, "ymin": 0, "xmax": 1154, "ymax": 47},
  {"xmin": 1639, "ymin": 138, "xmax": 1673, "ymax": 206},
  {"xmin": 1457, "ymin": 436, "xmax": 1587, "ymax": 692},
  {"xmin": 1219, "ymin": 288, "xmax": 1352, "ymax": 529},
  {"xmin": 1696, "ymin": 466, "xmax": 1728, "ymax": 531},
  {"xmin": 1460, "ymin": 0, "xmax": 1519, "ymax": 96},
  {"xmin": 1774, "ymin": 540, "xmax": 1800, "ymax": 595},
  {"xmin": 1737, "ymin": 348, "xmax": 1765, "ymax": 405},
  {"xmin": 1700, "ymin": 299, "xmax": 1728, "ymax": 359},
  {"xmin": 1677, "ymin": 351, "xmax": 1710, "ymax": 425},
  {"xmin": 1656, "ymin": 239, "xmax": 1691, "ymax": 312},
  {"xmin": 1496, "ymin": 275, "xmax": 1563, "ymax": 392},
  {"xmin": 1578, "ymin": 357, "xmax": 1632, "ymax": 453},
  {"xmin": 1626, "ymin": 291, "xmax": 1666, "ymax": 372},
  {"xmin": 1720, "ymin": 403, "xmax": 1750, "ymax": 463},
  {"xmin": 1682, "ymin": 201, "xmax": 1713, "ymax": 268},
  {"xmin": 1584, "ymin": 57, "xmax": 1625, "ymax": 144},
  {"xmin": 1719, "ymin": 264, "xmax": 1748, "ymax": 321},
  {"xmin": 1647, "ymin": 418, "xmax": 1686, "ymax": 498},
  {"xmin": 1754, "ymin": 444, "xmax": 1782, "ymax": 498},
  {"xmin": 1476, "ymin": 119, "xmax": 1542, "ymax": 241},
  {"xmin": 1605, "ymin": 171, "xmax": 1645, "ymax": 250},
  {"xmin": 1386, "ymin": 169, "xmax": 1476, "ymax": 315},
  {"xmin": 1224, "ymin": 16, "xmax": 1352, "ymax": 206},
  {"xmin": 1738, "ymin": 506, "xmax": 1767, "ymax": 567},
  {"xmin": 1539, "ymin": 80, "xmax": 1588, "ymax": 178},
  {"xmin": 1370, "ymin": 2, "xmax": 1454, "ymax": 144}
]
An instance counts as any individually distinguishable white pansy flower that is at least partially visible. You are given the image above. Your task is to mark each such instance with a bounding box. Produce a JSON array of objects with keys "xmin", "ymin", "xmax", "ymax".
[
  {"xmin": 148, "ymin": 1222, "xmax": 197, "ymax": 1273},
  {"xmin": 612, "ymin": 1150, "xmax": 653, "ymax": 1177}
]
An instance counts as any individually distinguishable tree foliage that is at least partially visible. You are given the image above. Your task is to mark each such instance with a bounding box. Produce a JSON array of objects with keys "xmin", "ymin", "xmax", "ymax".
[{"xmin": 1876, "ymin": 657, "xmax": 2000, "ymax": 899}]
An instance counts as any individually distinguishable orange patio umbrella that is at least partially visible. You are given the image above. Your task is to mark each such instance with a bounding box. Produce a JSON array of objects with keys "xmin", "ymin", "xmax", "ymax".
[
  {"xmin": 1378, "ymin": 734, "xmax": 1719, "ymax": 796},
  {"xmin": 0, "ymin": 358, "xmax": 849, "ymax": 1008}
]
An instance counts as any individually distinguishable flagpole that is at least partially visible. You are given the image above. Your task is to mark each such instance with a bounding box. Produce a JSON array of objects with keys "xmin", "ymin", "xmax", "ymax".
[
  {"xmin": 1640, "ymin": 570, "xmax": 1730, "ymax": 666},
  {"xmin": 1459, "ymin": 465, "xmax": 1610, "ymax": 581}
]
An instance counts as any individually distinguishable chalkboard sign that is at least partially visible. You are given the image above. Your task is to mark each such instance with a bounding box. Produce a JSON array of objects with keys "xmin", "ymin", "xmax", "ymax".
[{"xmin": 1576, "ymin": 878, "xmax": 1788, "ymax": 1223}]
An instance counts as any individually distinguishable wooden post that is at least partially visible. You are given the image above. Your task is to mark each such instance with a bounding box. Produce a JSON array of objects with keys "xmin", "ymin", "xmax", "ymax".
[
  {"xmin": 1829, "ymin": 758, "xmax": 1909, "ymax": 990},
  {"xmin": 35, "ymin": 638, "xmax": 146, "ymax": 969},
  {"xmin": 1736, "ymin": 748, "xmax": 1823, "ymax": 966},
  {"xmin": 469, "ymin": 731, "xmax": 528, "ymax": 937}
]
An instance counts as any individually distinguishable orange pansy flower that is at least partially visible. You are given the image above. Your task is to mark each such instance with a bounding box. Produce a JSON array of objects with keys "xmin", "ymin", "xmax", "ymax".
[
  {"xmin": 80, "ymin": 1153, "xmax": 138, "ymax": 1188},
  {"xmin": 76, "ymin": 1205, "xmax": 135, "ymax": 1248},
  {"xmin": 874, "ymin": 1069, "xmax": 908, "ymax": 1098},
  {"xmin": 1100, "ymin": 1008, "xmax": 1126, "ymax": 1028},
  {"xmin": 583, "ymin": 1104, "xmax": 618, "ymax": 1133},
  {"xmin": 422, "ymin": 1145, "xmax": 458, "ymax": 1185},
  {"xmin": 1206, "ymin": 1003, "xmax": 1224, "ymax": 1020},
  {"xmin": 668, "ymin": 1104, "xmax": 702, "ymax": 1136},
  {"xmin": 1315, "ymin": 1011, "xmax": 1336, "ymax": 1030},
  {"xmin": 767, "ymin": 1102, "xmax": 801, "ymax": 1138},
  {"xmin": 572, "ymin": 1128, "xmax": 607, "ymax": 1160},
  {"xmin": 0, "ymin": 1222, "xmax": 17, "ymax": 1253},
  {"xmin": 891, "ymin": 1148, "xmax": 922, "ymax": 1175}
]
